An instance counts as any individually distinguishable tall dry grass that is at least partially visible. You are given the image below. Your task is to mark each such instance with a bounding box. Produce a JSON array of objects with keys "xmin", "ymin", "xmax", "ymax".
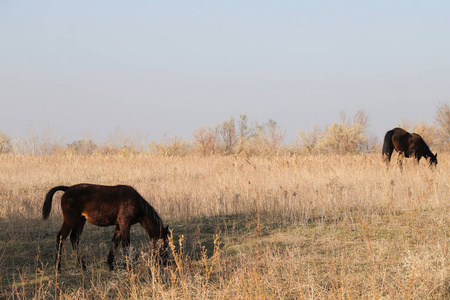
[{"xmin": 1, "ymin": 153, "xmax": 449, "ymax": 298}]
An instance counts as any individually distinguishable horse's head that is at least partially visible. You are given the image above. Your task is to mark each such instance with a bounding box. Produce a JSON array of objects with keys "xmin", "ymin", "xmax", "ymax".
[
  {"xmin": 429, "ymin": 153, "xmax": 438, "ymax": 167},
  {"xmin": 158, "ymin": 225, "xmax": 171, "ymax": 265},
  {"xmin": 160, "ymin": 225, "xmax": 169, "ymax": 246}
]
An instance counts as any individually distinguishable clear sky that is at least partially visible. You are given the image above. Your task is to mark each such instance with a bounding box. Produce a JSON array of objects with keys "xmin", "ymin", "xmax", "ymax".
[{"xmin": 1, "ymin": 1, "xmax": 449, "ymax": 143}]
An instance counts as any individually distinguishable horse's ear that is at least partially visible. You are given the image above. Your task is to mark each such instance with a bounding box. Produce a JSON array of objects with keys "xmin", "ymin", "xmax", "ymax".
[{"xmin": 435, "ymin": 153, "xmax": 438, "ymax": 157}]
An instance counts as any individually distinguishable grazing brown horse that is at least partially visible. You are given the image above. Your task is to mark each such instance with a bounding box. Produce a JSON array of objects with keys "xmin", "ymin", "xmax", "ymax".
[
  {"xmin": 382, "ymin": 127, "xmax": 437, "ymax": 167},
  {"xmin": 43, "ymin": 184, "xmax": 169, "ymax": 270}
]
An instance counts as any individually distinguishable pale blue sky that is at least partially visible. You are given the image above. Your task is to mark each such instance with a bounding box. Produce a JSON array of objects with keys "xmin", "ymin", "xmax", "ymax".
[{"xmin": 1, "ymin": 1, "xmax": 449, "ymax": 143}]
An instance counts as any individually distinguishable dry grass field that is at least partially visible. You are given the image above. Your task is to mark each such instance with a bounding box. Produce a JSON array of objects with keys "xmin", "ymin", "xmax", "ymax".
[{"xmin": 0, "ymin": 153, "xmax": 449, "ymax": 299}]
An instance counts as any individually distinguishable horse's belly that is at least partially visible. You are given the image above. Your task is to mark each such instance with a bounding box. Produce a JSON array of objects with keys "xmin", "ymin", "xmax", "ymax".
[{"xmin": 82, "ymin": 212, "xmax": 117, "ymax": 226}]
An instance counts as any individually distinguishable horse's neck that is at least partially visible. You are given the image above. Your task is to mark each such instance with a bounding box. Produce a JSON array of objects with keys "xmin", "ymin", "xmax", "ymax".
[
  {"xmin": 141, "ymin": 217, "xmax": 162, "ymax": 239},
  {"xmin": 422, "ymin": 146, "xmax": 433, "ymax": 158}
]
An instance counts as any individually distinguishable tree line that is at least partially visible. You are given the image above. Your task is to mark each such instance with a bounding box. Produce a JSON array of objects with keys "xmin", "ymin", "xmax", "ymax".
[{"xmin": 1, "ymin": 103, "xmax": 449, "ymax": 156}]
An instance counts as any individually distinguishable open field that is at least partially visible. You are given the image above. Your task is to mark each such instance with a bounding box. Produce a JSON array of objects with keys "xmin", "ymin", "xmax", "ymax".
[{"xmin": 1, "ymin": 153, "xmax": 449, "ymax": 299}]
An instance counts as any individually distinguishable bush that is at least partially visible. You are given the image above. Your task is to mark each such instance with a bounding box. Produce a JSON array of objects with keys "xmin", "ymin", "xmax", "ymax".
[
  {"xmin": 192, "ymin": 115, "xmax": 285, "ymax": 156},
  {"xmin": 149, "ymin": 135, "xmax": 192, "ymax": 157},
  {"xmin": 297, "ymin": 124, "xmax": 322, "ymax": 155},
  {"xmin": 435, "ymin": 102, "xmax": 450, "ymax": 151},
  {"xmin": 0, "ymin": 131, "xmax": 12, "ymax": 154},
  {"xmin": 299, "ymin": 111, "xmax": 373, "ymax": 155},
  {"xmin": 66, "ymin": 139, "xmax": 97, "ymax": 156},
  {"xmin": 193, "ymin": 126, "xmax": 218, "ymax": 156}
]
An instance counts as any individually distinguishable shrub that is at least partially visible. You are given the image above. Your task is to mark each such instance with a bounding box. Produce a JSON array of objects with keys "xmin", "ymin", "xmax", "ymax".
[
  {"xmin": 435, "ymin": 102, "xmax": 450, "ymax": 151},
  {"xmin": 0, "ymin": 131, "xmax": 12, "ymax": 154},
  {"xmin": 66, "ymin": 139, "xmax": 97, "ymax": 156},
  {"xmin": 215, "ymin": 117, "xmax": 238, "ymax": 154},
  {"xmin": 297, "ymin": 124, "xmax": 322, "ymax": 155},
  {"xmin": 149, "ymin": 135, "xmax": 191, "ymax": 157},
  {"xmin": 193, "ymin": 126, "xmax": 217, "ymax": 156},
  {"xmin": 318, "ymin": 111, "xmax": 371, "ymax": 154}
]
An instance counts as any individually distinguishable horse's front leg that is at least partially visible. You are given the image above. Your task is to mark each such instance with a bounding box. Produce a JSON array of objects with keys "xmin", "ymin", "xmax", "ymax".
[
  {"xmin": 415, "ymin": 153, "xmax": 422, "ymax": 164},
  {"xmin": 120, "ymin": 223, "xmax": 131, "ymax": 266},
  {"xmin": 397, "ymin": 151, "xmax": 404, "ymax": 171}
]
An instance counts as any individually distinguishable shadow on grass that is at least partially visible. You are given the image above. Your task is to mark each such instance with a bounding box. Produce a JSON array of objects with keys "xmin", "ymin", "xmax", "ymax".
[
  {"xmin": 0, "ymin": 212, "xmax": 279, "ymax": 297},
  {"xmin": 1, "ymin": 210, "xmax": 345, "ymax": 298}
]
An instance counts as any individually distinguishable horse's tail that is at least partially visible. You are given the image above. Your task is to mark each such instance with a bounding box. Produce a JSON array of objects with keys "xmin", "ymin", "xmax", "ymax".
[
  {"xmin": 382, "ymin": 129, "xmax": 395, "ymax": 159},
  {"xmin": 43, "ymin": 186, "xmax": 69, "ymax": 220}
]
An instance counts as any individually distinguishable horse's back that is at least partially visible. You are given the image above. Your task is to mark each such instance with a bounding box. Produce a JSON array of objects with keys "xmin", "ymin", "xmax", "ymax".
[
  {"xmin": 63, "ymin": 184, "xmax": 140, "ymax": 207},
  {"xmin": 61, "ymin": 184, "xmax": 143, "ymax": 226},
  {"xmin": 64, "ymin": 184, "xmax": 137, "ymax": 198},
  {"xmin": 391, "ymin": 128, "xmax": 410, "ymax": 139}
]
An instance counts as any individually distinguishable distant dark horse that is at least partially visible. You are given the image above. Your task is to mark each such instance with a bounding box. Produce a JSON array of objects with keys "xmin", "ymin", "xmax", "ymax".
[
  {"xmin": 382, "ymin": 127, "xmax": 437, "ymax": 167},
  {"xmin": 43, "ymin": 184, "xmax": 169, "ymax": 270}
]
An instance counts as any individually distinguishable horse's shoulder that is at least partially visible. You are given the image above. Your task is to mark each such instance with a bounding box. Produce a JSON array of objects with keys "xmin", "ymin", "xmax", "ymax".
[
  {"xmin": 393, "ymin": 127, "xmax": 407, "ymax": 133},
  {"xmin": 392, "ymin": 128, "xmax": 411, "ymax": 138},
  {"xmin": 411, "ymin": 133, "xmax": 425, "ymax": 144}
]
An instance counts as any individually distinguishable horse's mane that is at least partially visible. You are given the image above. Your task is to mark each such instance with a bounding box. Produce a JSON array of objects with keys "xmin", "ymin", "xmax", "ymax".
[
  {"xmin": 140, "ymin": 194, "xmax": 163, "ymax": 228},
  {"xmin": 415, "ymin": 134, "xmax": 434, "ymax": 155}
]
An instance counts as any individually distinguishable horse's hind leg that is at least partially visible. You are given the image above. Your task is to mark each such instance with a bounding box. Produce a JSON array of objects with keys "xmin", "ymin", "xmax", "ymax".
[
  {"xmin": 107, "ymin": 225, "xmax": 121, "ymax": 270},
  {"xmin": 387, "ymin": 148, "xmax": 394, "ymax": 161},
  {"xmin": 383, "ymin": 148, "xmax": 394, "ymax": 168},
  {"xmin": 56, "ymin": 222, "xmax": 73, "ymax": 271},
  {"xmin": 70, "ymin": 217, "xmax": 87, "ymax": 270},
  {"xmin": 384, "ymin": 152, "xmax": 392, "ymax": 167}
]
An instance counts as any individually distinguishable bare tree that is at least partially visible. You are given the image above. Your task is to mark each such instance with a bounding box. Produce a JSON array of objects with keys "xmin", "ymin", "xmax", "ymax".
[
  {"xmin": 297, "ymin": 124, "xmax": 322, "ymax": 155},
  {"xmin": 319, "ymin": 111, "xmax": 370, "ymax": 154},
  {"xmin": 0, "ymin": 131, "xmax": 12, "ymax": 154},
  {"xmin": 353, "ymin": 110, "xmax": 369, "ymax": 131},
  {"xmin": 193, "ymin": 126, "xmax": 217, "ymax": 155},
  {"xmin": 265, "ymin": 119, "xmax": 285, "ymax": 151},
  {"xmin": 216, "ymin": 117, "xmax": 237, "ymax": 154},
  {"xmin": 435, "ymin": 102, "xmax": 450, "ymax": 144}
]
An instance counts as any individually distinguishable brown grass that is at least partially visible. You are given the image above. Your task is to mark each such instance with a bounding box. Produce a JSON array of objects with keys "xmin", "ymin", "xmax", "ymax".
[{"xmin": 1, "ymin": 153, "xmax": 449, "ymax": 299}]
